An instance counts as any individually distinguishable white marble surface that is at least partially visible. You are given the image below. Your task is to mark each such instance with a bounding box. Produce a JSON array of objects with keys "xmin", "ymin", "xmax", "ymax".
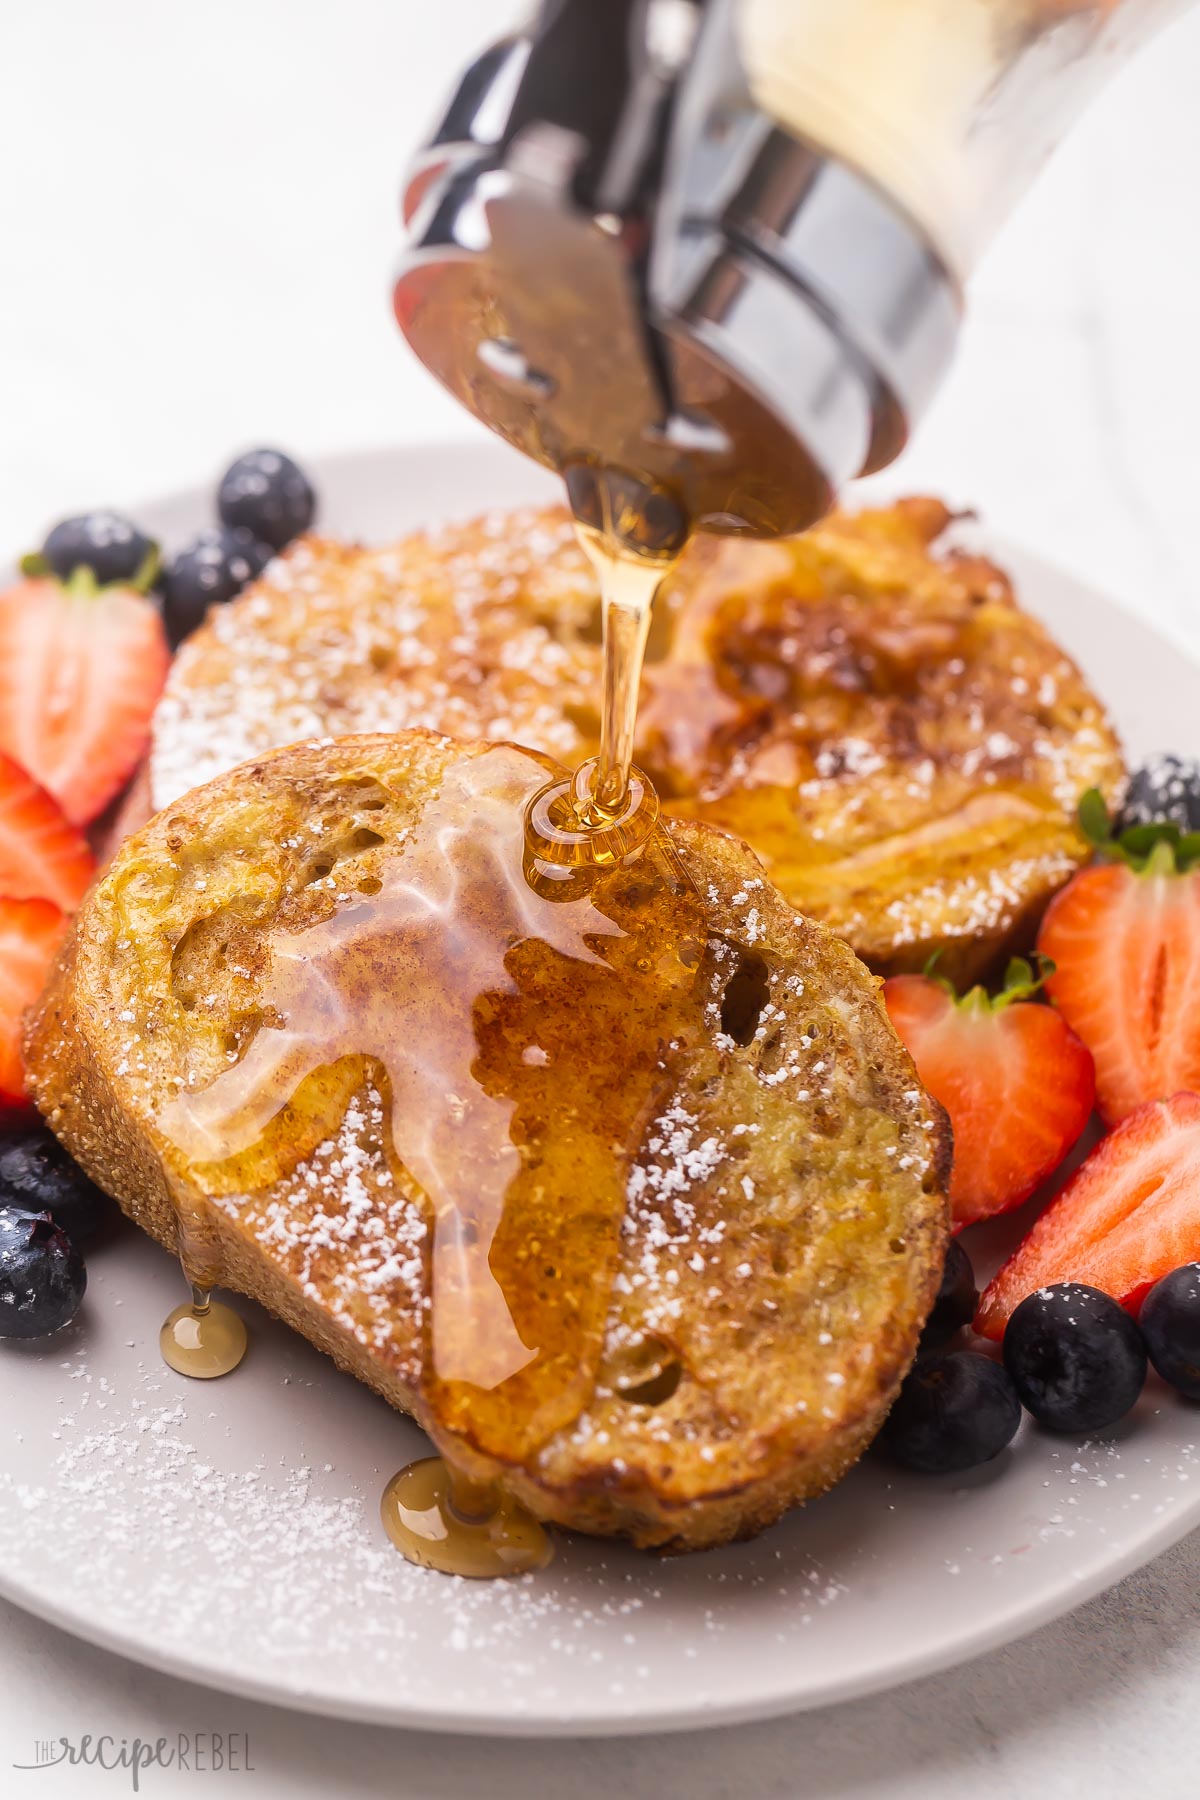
[{"xmin": 2, "ymin": 1, "xmax": 1200, "ymax": 1794}]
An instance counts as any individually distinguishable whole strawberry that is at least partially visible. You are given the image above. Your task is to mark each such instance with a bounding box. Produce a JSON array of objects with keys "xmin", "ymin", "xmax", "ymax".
[
  {"xmin": 1038, "ymin": 789, "xmax": 1200, "ymax": 1125},
  {"xmin": 2, "ymin": 527, "xmax": 169, "ymax": 825},
  {"xmin": 884, "ymin": 955, "xmax": 1095, "ymax": 1230}
]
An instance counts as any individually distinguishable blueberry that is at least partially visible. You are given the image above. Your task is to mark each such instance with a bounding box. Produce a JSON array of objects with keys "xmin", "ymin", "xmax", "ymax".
[
  {"xmin": 1139, "ymin": 1264, "xmax": 1200, "ymax": 1400},
  {"xmin": 161, "ymin": 526, "xmax": 272, "ymax": 647},
  {"xmin": 1003, "ymin": 1283, "xmax": 1146, "ymax": 1432},
  {"xmin": 217, "ymin": 448, "xmax": 315, "ymax": 552},
  {"xmin": 920, "ymin": 1239, "xmax": 977, "ymax": 1350},
  {"xmin": 0, "ymin": 1206, "xmax": 86, "ymax": 1339},
  {"xmin": 0, "ymin": 1125, "xmax": 110, "ymax": 1247},
  {"xmin": 1118, "ymin": 755, "xmax": 1200, "ymax": 835},
  {"xmin": 41, "ymin": 511, "xmax": 157, "ymax": 587},
  {"xmin": 879, "ymin": 1351, "xmax": 1022, "ymax": 1474}
]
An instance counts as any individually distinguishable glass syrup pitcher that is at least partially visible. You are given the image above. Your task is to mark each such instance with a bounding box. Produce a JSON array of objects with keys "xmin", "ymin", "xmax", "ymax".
[{"xmin": 395, "ymin": 0, "xmax": 1189, "ymax": 539}]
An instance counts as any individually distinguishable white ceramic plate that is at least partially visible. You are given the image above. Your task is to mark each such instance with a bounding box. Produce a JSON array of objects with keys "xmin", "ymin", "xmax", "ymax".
[{"xmin": 1, "ymin": 442, "xmax": 1198, "ymax": 1738}]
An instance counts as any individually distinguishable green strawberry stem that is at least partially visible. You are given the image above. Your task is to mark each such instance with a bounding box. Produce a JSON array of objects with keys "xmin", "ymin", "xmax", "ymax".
[
  {"xmin": 921, "ymin": 950, "xmax": 1056, "ymax": 1013},
  {"xmin": 17, "ymin": 545, "xmax": 161, "ymax": 596},
  {"xmin": 1078, "ymin": 787, "xmax": 1200, "ymax": 875}
]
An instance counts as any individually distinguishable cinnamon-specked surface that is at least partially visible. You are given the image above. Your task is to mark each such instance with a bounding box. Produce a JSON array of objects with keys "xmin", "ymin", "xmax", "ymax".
[
  {"xmin": 149, "ymin": 500, "xmax": 1125, "ymax": 981},
  {"xmin": 25, "ymin": 732, "xmax": 949, "ymax": 1550}
]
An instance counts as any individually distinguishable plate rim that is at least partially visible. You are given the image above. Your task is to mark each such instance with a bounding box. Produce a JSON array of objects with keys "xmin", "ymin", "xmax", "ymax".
[
  {"xmin": 2, "ymin": 439, "xmax": 1197, "ymax": 1737},
  {"xmin": 2, "ymin": 1491, "xmax": 1198, "ymax": 1737}
]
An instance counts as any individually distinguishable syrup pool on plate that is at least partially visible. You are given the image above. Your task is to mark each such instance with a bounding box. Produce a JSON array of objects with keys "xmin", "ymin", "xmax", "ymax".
[
  {"xmin": 380, "ymin": 1457, "xmax": 553, "ymax": 1578},
  {"xmin": 160, "ymin": 1284, "xmax": 248, "ymax": 1379},
  {"xmin": 153, "ymin": 460, "xmax": 705, "ymax": 1575}
]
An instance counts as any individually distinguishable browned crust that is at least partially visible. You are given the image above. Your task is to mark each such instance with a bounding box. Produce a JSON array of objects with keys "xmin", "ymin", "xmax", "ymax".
[
  {"xmin": 147, "ymin": 501, "xmax": 1126, "ymax": 984},
  {"xmin": 26, "ymin": 731, "xmax": 950, "ymax": 1552}
]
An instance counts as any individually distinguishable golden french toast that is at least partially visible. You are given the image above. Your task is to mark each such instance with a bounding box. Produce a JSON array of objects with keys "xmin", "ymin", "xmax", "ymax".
[
  {"xmin": 149, "ymin": 499, "xmax": 1125, "ymax": 983},
  {"xmin": 25, "ymin": 731, "xmax": 949, "ymax": 1551}
]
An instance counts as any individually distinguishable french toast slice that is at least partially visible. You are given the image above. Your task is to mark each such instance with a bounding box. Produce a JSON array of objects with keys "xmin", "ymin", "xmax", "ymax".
[
  {"xmin": 149, "ymin": 499, "xmax": 1124, "ymax": 983},
  {"xmin": 25, "ymin": 731, "xmax": 949, "ymax": 1551}
]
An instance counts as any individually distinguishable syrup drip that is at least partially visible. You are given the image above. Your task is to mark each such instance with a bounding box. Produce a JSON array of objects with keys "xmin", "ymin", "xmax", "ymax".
[
  {"xmin": 580, "ymin": 532, "xmax": 663, "ymax": 821},
  {"xmin": 160, "ymin": 1284, "xmax": 248, "ymax": 1379},
  {"xmin": 155, "ymin": 464, "xmax": 705, "ymax": 1577},
  {"xmin": 156, "ymin": 743, "xmax": 711, "ymax": 1458},
  {"xmin": 569, "ymin": 464, "xmax": 688, "ymax": 818},
  {"xmin": 522, "ymin": 464, "xmax": 689, "ymax": 894},
  {"xmin": 380, "ymin": 1457, "xmax": 553, "ymax": 1578}
]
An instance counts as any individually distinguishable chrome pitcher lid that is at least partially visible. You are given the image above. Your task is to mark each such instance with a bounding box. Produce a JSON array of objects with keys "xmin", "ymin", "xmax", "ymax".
[{"xmin": 394, "ymin": 0, "xmax": 960, "ymax": 537}]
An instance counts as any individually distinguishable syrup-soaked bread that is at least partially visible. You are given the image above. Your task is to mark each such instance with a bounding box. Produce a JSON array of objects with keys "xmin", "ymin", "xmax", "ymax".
[
  {"xmin": 148, "ymin": 499, "xmax": 1125, "ymax": 983},
  {"xmin": 26, "ymin": 732, "xmax": 949, "ymax": 1552}
]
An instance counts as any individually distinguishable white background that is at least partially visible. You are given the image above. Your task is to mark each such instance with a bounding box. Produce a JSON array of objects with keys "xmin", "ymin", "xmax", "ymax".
[{"xmin": 2, "ymin": 1, "xmax": 1200, "ymax": 1795}]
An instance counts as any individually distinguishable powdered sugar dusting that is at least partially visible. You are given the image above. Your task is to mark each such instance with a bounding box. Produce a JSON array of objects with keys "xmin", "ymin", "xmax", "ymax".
[
  {"xmin": 0, "ymin": 1245, "xmax": 867, "ymax": 1719},
  {"xmin": 246, "ymin": 1093, "xmax": 428, "ymax": 1364},
  {"xmin": 4, "ymin": 1261, "xmax": 1197, "ymax": 1728},
  {"xmin": 150, "ymin": 513, "xmax": 594, "ymax": 811},
  {"xmin": 148, "ymin": 504, "xmax": 1124, "ymax": 978}
]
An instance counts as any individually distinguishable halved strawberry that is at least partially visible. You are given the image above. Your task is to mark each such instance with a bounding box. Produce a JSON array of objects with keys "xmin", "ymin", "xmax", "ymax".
[
  {"xmin": 0, "ymin": 895, "xmax": 67, "ymax": 1105},
  {"xmin": 884, "ymin": 957, "xmax": 1095, "ymax": 1230},
  {"xmin": 976, "ymin": 1091, "xmax": 1200, "ymax": 1337},
  {"xmin": 1038, "ymin": 792, "xmax": 1200, "ymax": 1125},
  {"xmin": 0, "ymin": 751, "xmax": 94, "ymax": 911},
  {"xmin": 0, "ymin": 570, "xmax": 169, "ymax": 825}
]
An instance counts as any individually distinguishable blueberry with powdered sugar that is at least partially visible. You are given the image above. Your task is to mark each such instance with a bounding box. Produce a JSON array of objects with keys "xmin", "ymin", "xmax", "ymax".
[
  {"xmin": 1003, "ymin": 1283, "xmax": 1146, "ymax": 1433},
  {"xmin": 1139, "ymin": 1263, "xmax": 1200, "ymax": 1399},
  {"xmin": 161, "ymin": 526, "xmax": 272, "ymax": 648},
  {"xmin": 217, "ymin": 448, "xmax": 316, "ymax": 553},
  {"xmin": 880, "ymin": 1351, "xmax": 1021, "ymax": 1473},
  {"xmin": 0, "ymin": 1124, "xmax": 111, "ymax": 1247},
  {"xmin": 38, "ymin": 510, "xmax": 157, "ymax": 587},
  {"xmin": 0, "ymin": 1206, "xmax": 86, "ymax": 1339},
  {"xmin": 1118, "ymin": 754, "xmax": 1200, "ymax": 834}
]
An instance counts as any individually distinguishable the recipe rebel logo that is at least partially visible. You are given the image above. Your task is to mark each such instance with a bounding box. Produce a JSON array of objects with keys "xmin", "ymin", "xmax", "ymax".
[{"xmin": 13, "ymin": 1733, "xmax": 255, "ymax": 1790}]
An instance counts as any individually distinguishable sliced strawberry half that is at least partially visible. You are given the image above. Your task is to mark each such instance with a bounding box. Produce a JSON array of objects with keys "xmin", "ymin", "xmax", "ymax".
[
  {"xmin": 884, "ymin": 956, "xmax": 1095, "ymax": 1230},
  {"xmin": 976, "ymin": 1091, "xmax": 1200, "ymax": 1337},
  {"xmin": 1038, "ymin": 795, "xmax": 1200, "ymax": 1125},
  {"xmin": 0, "ymin": 572, "xmax": 169, "ymax": 825},
  {"xmin": 0, "ymin": 751, "xmax": 94, "ymax": 911},
  {"xmin": 0, "ymin": 895, "xmax": 67, "ymax": 1106}
]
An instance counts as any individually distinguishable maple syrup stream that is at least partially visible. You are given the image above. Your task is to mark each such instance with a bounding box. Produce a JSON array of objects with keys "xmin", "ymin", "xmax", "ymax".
[{"xmin": 158, "ymin": 465, "xmax": 691, "ymax": 1578}]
